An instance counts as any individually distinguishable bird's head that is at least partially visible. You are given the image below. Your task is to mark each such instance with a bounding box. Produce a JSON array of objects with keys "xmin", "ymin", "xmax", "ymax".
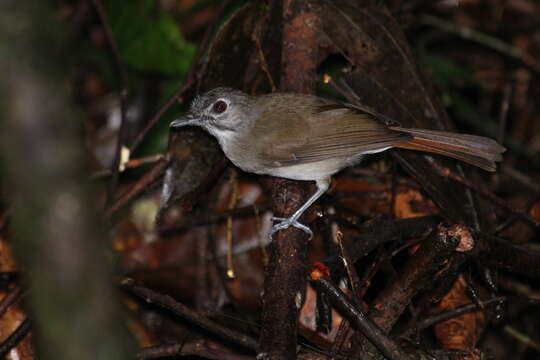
[{"xmin": 170, "ymin": 87, "xmax": 256, "ymax": 139}]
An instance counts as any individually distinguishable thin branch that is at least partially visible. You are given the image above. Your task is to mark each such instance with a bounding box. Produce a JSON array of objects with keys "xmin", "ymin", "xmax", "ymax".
[
  {"xmin": 106, "ymin": 158, "xmax": 169, "ymax": 216},
  {"xmin": 309, "ymin": 277, "xmax": 412, "ymax": 360},
  {"xmin": 139, "ymin": 340, "xmax": 254, "ymax": 360},
  {"xmin": 479, "ymin": 232, "xmax": 540, "ymax": 279},
  {"xmin": 504, "ymin": 325, "xmax": 540, "ymax": 352},
  {"xmin": 0, "ymin": 286, "xmax": 23, "ymax": 318},
  {"xmin": 501, "ymin": 165, "xmax": 540, "ymax": 193},
  {"xmin": 252, "ymin": 24, "xmax": 277, "ymax": 92},
  {"xmin": 398, "ymin": 297, "xmax": 506, "ymax": 339},
  {"xmin": 90, "ymin": 0, "xmax": 130, "ymax": 206},
  {"xmin": 0, "ymin": 318, "xmax": 31, "ymax": 358},
  {"xmin": 129, "ymin": 79, "xmax": 193, "ymax": 154},
  {"xmin": 433, "ymin": 163, "xmax": 540, "ymax": 230},
  {"xmin": 367, "ymin": 224, "xmax": 460, "ymax": 331},
  {"xmin": 91, "ymin": 154, "xmax": 164, "ymax": 179},
  {"xmin": 420, "ymin": 14, "xmax": 540, "ymax": 76},
  {"xmin": 495, "ymin": 189, "xmax": 540, "ymax": 234},
  {"xmin": 158, "ymin": 203, "xmax": 270, "ymax": 236},
  {"xmin": 122, "ymin": 279, "xmax": 258, "ymax": 352}
]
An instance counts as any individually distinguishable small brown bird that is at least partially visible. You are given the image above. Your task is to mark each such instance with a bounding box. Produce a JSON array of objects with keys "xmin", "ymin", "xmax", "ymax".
[{"xmin": 171, "ymin": 87, "xmax": 505, "ymax": 238}]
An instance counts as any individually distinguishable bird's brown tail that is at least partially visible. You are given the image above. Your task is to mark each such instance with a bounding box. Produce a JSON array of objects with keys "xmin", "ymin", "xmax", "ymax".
[{"xmin": 389, "ymin": 127, "xmax": 506, "ymax": 172}]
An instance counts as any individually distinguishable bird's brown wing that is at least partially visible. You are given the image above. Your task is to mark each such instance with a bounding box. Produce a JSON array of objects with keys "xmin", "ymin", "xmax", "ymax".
[{"xmin": 253, "ymin": 94, "xmax": 409, "ymax": 167}]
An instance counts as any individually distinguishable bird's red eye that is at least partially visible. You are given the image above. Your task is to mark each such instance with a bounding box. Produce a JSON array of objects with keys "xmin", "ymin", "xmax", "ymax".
[{"xmin": 213, "ymin": 100, "xmax": 227, "ymax": 113}]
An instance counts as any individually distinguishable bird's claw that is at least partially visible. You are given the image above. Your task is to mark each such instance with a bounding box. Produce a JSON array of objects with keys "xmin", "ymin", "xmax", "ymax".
[{"xmin": 269, "ymin": 217, "xmax": 313, "ymax": 240}]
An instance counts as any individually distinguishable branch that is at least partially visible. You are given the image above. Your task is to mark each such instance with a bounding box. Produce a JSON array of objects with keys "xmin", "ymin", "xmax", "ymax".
[
  {"xmin": 90, "ymin": 0, "xmax": 130, "ymax": 206},
  {"xmin": 258, "ymin": 1, "xmax": 321, "ymax": 359},
  {"xmin": 122, "ymin": 279, "xmax": 258, "ymax": 352},
  {"xmin": 310, "ymin": 277, "xmax": 412, "ymax": 360},
  {"xmin": 0, "ymin": 318, "xmax": 31, "ymax": 357}
]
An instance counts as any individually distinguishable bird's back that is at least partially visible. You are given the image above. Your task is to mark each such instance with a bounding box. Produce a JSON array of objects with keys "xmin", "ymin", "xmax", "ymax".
[{"xmin": 234, "ymin": 93, "xmax": 409, "ymax": 181}]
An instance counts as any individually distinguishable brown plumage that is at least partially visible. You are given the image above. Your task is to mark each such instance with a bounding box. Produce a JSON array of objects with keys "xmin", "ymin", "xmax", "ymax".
[
  {"xmin": 390, "ymin": 127, "xmax": 504, "ymax": 172},
  {"xmin": 170, "ymin": 87, "xmax": 506, "ymax": 237},
  {"xmin": 246, "ymin": 93, "xmax": 504, "ymax": 177}
]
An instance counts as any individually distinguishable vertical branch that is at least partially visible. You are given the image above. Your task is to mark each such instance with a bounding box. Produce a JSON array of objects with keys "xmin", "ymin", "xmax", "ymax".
[
  {"xmin": 91, "ymin": 0, "xmax": 130, "ymax": 206},
  {"xmin": 280, "ymin": 0, "xmax": 320, "ymax": 91},
  {"xmin": 0, "ymin": 2, "xmax": 135, "ymax": 358},
  {"xmin": 258, "ymin": 1, "xmax": 321, "ymax": 359}
]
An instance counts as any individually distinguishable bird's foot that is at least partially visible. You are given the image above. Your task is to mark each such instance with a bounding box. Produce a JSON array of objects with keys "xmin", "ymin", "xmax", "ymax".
[{"xmin": 270, "ymin": 217, "xmax": 313, "ymax": 240}]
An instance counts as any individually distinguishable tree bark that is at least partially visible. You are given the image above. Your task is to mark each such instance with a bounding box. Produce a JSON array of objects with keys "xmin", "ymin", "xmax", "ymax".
[{"xmin": 0, "ymin": 2, "xmax": 135, "ymax": 358}]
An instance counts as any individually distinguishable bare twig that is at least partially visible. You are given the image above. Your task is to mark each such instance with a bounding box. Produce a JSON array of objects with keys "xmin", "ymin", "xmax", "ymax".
[
  {"xmin": 309, "ymin": 277, "xmax": 412, "ymax": 360},
  {"xmin": 0, "ymin": 286, "xmax": 23, "ymax": 318},
  {"xmin": 129, "ymin": 78, "xmax": 194, "ymax": 154},
  {"xmin": 420, "ymin": 14, "xmax": 540, "ymax": 76},
  {"xmin": 226, "ymin": 170, "xmax": 239, "ymax": 278},
  {"xmin": 90, "ymin": 0, "xmax": 130, "ymax": 206},
  {"xmin": 501, "ymin": 165, "xmax": 540, "ymax": 193},
  {"xmin": 504, "ymin": 325, "xmax": 540, "ymax": 352},
  {"xmin": 158, "ymin": 203, "xmax": 271, "ymax": 236},
  {"xmin": 495, "ymin": 187, "xmax": 540, "ymax": 234},
  {"xmin": 91, "ymin": 154, "xmax": 164, "ymax": 179},
  {"xmin": 122, "ymin": 278, "xmax": 258, "ymax": 351},
  {"xmin": 434, "ymin": 164, "xmax": 540, "ymax": 230},
  {"xmin": 139, "ymin": 340, "xmax": 254, "ymax": 360},
  {"xmin": 252, "ymin": 25, "xmax": 277, "ymax": 92},
  {"xmin": 480, "ymin": 232, "xmax": 540, "ymax": 279},
  {"xmin": 106, "ymin": 158, "xmax": 169, "ymax": 216},
  {"xmin": 399, "ymin": 297, "xmax": 506, "ymax": 339},
  {"xmin": 0, "ymin": 318, "xmax": 31, "ymax": 358},
  {"xmin": 323, "ymin": 215, "xmax": 441, "ymax": 266},
  {"xmin": 336, "ymin": 231, "xmax": 361, "ymax": 300},
  {"xmin": 366, "ymin": 224, "xmax": 460, "ymax": 333}
]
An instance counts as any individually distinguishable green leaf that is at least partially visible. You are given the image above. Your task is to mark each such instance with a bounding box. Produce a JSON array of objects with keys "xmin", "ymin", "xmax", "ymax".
[{"xmin": 106, "ymin": 0, "xmax": 195, "ymax": 75}]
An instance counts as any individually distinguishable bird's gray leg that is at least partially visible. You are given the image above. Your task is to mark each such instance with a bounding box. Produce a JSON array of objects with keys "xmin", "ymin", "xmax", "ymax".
[{"xmin": 270, "ymin": 178, "xmax": 330, "ymax": 240}]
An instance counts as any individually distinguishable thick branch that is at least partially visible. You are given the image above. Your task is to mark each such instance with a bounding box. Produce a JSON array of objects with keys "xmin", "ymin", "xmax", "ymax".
[
  {"xmin": 258, "ymin": 1, "xmax": 321, "ymax": 359},
  {"xmin": 0, "ymin": 2, "xmax": 135, "ymax": 358}
]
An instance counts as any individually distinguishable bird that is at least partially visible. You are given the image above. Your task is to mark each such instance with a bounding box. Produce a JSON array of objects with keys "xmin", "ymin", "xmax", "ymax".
[{"xmin": 170, "ymin": 87, "xmax": 505, "ymax": 238}]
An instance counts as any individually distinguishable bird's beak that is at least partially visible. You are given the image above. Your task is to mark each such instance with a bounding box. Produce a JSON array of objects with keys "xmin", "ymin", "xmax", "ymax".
[{"xmin": 170, "ymin": 116, "xmax": 201, "ymax": 128}]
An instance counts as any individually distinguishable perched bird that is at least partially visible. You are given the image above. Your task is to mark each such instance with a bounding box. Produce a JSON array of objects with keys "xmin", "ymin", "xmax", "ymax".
[{"xmin": 170, "ymin": 87, "xmax": 505, "ymax": 238}]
